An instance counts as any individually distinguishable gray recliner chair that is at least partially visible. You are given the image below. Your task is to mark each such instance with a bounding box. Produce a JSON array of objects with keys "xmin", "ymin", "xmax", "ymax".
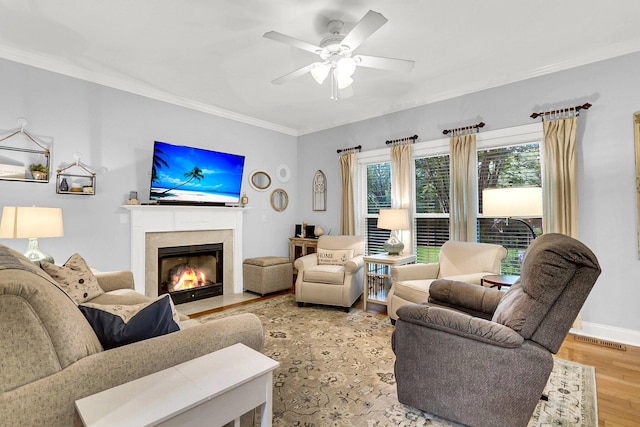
[{"xmin": 391, "ymin": 233, "xmax": 601, "ymax": 427}]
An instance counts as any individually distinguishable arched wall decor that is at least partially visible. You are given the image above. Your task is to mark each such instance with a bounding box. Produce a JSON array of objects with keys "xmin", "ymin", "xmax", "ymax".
[{"xmin": 313, "ymin": 170, "xmax": 326, "ymax": 211}]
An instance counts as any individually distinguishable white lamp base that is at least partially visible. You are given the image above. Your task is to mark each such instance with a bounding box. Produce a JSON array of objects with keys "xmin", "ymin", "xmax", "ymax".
[
  {"xmin": 24, "ymin": 238, "xmax": 54, "ymax": 266},
  {"xmin": 383, "ymin": 230, "xmax": 404, "ymax": 255}
]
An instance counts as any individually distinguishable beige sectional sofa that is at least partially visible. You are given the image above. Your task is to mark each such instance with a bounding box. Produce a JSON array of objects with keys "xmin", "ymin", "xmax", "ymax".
[{"xmin": 0, "ymin": 244, "xmax": 264, "ymax": 427}]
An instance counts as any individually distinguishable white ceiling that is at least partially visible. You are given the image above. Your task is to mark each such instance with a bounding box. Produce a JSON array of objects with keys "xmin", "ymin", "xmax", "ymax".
[{"xmin": 1, "ymin": 1, "xmax": 639, "ymax": 136}]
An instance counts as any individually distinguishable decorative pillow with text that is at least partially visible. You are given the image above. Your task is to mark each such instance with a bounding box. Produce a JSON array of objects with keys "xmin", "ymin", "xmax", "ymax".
[
  {"xmin": 41, "ymin": 253, "xmax": 104, "ymax": 304},
  {"xmin": 317, "ymin": 248, "xmax": 354, "ymax": 266},
  {"xmin": 79, "ymin": 294, "xmax": 181, "ymax": 349}
]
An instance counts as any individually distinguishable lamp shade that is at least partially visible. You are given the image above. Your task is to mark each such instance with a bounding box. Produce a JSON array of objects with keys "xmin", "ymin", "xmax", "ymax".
[
  {"xmin": 482, "ymin": 187, "xmax": 542, "ymax": 217},
  {"xmin": 0, "ymin": 206, "xmax": 64, "ymax": 239},
  {"xmin": 377, "ymin": 209, "xmax": 410, "ymax": 230},
  {"xmin": 311, "ymin": 62, "xmax": 331, "ymax": 84}
]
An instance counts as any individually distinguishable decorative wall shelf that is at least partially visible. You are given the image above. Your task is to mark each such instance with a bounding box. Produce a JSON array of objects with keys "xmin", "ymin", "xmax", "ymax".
[
  {"xmin": 0, "ymin": 118, "xmax": 51, "ymax": 183},
  {"xmin": 56, "ymin": 153, "xmax": 96, "ymax": 195}
]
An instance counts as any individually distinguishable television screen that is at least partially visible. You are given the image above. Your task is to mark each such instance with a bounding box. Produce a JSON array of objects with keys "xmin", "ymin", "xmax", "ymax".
[{"xmin": 150, "ymin": 141, "xmax": 245, "ymax": 205}]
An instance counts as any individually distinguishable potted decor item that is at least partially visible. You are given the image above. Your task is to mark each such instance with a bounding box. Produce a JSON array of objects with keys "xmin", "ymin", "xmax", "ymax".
[{"xmin": 29, "ymin": 163, "xmax": 48, "ymax": 180}]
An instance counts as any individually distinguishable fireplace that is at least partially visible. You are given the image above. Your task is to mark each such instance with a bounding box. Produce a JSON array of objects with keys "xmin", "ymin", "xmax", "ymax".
[{"xmin": 158, "ymin": 243, "xmax": 223, "ymax": 304}]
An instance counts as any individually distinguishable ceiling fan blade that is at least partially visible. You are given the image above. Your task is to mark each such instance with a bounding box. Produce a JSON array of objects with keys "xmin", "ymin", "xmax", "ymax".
[
  {"xmin": 271, "ymin": 62, "xmax": 318, "ymax": 85},
  {"xmin": 341, "ymin": 10, "xmax": 388, "ymax": 51},
  {"xmin": 355, "ymin": 55, "xmax": 415, "ymax": 72},
  {"xmin": 263, "ymin": 31, "xmax": 322, "ymax": 54}
]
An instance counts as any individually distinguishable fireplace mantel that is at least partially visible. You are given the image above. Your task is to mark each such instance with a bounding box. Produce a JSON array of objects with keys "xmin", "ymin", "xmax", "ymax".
[{"xmin": 122, "ymin": 205, "xmax": 247, "ymax": 296}]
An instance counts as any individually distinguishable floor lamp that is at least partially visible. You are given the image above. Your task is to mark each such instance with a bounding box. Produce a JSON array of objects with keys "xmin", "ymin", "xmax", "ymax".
[
  {"xmin": 0, "ymin": 206, "xmax": 64, "ymax": 265},
  {"xmin": 482, "ymin": 187, "xmax": 542, "ymax": 240}
]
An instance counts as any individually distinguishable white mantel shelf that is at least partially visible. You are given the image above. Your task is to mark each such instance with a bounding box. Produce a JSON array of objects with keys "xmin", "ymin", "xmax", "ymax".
[{"xmin": 122, "ymin": 205, "xmax": 248, "ymax": 296}]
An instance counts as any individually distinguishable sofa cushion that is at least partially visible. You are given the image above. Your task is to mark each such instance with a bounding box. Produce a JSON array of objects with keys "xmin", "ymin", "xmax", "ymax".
[
  {"xmin": 303, "ymin": 265, "xmax": 345, "ymax": 284},
  {"xmin": 317, "ymin": 248, "xmax": 354, "ymax": 265},
  {"xmin": 41, "ymin": 254, "xmax": 104, "ymax": 304},
  {"xmin": 79, "ymin": 294, "xmax": 181, "ymax": 349},
  {"xmin": 88, "ymin": 288, "xmax": 154, "ymax": 305}
]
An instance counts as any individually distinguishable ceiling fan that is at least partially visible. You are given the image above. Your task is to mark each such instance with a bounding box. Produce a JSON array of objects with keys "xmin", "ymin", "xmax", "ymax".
[{"xmin": 263, "ymin": 10, "xmax": 415, "ymax": 100}]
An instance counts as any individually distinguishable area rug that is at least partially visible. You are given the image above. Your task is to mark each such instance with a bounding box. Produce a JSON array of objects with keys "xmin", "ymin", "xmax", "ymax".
[{"xmin": 196, "ymin": 294, "xmax": 597, "ymax": 426}]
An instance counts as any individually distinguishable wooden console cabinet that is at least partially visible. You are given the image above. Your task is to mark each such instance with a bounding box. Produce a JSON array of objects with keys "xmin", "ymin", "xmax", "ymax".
[{"xmin": 289, "ymin": 237, "xmax": 318, "ymax": 274}]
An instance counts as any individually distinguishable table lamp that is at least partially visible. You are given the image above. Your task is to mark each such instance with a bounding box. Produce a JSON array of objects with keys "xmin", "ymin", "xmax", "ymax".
[
  {"xmin": 482, "ymin": 187, "xmax": 542, "ymax": 239},
  {"xmin": 377, "ymin": 208, "xmax": 409, "ymax": 255},
  {"xmin": 0, "ymin": 206, "xmax": 64, "ymax": 265}
]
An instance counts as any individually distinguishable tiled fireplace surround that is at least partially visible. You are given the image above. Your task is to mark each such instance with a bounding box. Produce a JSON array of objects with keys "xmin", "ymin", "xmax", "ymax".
[{"xmin": 123, "ymin": 205, "xmax": 246, "ymax": 297}]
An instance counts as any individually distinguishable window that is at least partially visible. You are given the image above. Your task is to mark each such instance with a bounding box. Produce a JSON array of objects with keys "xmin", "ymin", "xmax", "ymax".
[
  {"xmin": 414, "ymin": 154, "xmax": 450, "ymax": 263},
  {"xmin": 364, "ymin": 162, "xmax": 391, "ymax": 254},
  {"xmin": 477, "ymin": 143, "xmax": 542, "ymax": 274},
  {"xmin": 356, "ymin": 123, "xmax": 543, "ymax": 268}
]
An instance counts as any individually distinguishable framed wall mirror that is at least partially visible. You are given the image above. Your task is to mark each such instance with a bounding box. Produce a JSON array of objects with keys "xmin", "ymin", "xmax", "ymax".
[
  {"xmin": 634, "ymin": 112, "xmax": 640, "ymax": 258},
  {"xmin": 249, "ymin": 170, "xmax": 271, "ymax": 191},
  {"xmin": 271, "ymin": 188, "xmax": 288, "ymax": 212}
]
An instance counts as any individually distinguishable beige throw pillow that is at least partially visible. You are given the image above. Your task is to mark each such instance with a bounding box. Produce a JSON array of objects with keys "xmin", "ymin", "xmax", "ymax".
[
  {"xmin": 317, "ymin": 248, "xmax": 354, "ymax": 266},
  {"xmin": 41, "ymin": 253, "xmax": 105, "ymax": 304}
]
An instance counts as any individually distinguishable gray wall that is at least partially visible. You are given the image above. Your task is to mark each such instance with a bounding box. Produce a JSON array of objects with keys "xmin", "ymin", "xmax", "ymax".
[
  {"xmin": 2, "ymin": 50, "xmax": 639, "ymax": 344},
  {"xmin": 0, "ymin": 58, "xmax": 297, "ymax": 270},
  {"xmin": 297, "ymin": 51, "xmax": 640, "ymax": 343}
]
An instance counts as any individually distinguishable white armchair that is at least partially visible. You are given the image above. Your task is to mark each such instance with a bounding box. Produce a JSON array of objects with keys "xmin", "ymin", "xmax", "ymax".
[
  {"xmin": 387, "ymin": 240, "xmax": 507, "ymax": 320},
  {"xmin": 294, "ymin": 235, "xmax": 365, "ymax": 310}
]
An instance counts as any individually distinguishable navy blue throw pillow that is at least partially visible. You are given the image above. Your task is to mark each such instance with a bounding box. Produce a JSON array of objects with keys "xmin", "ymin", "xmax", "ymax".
[{"xmin": 79, "ymin": 294, "xmax": 181, "ymax": 349}]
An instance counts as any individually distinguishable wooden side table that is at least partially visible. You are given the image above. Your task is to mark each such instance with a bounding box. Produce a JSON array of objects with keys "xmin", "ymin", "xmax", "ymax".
[
  {"xmin": 482, "ymin": 274, "xmax": 520, "ymax": 290},
  {"xmin": 289, "ymin": 237, "xmax": 318, "ymax": 274},
  {"xmin": 363, "ymin": 253, "xmax": 416, "ymax": 311}
]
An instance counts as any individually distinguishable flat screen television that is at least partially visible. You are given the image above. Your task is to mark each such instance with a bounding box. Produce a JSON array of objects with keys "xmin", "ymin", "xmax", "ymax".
[{"xmin": 149, "ymin": 141, "xmax": 245, "ymax": 206}]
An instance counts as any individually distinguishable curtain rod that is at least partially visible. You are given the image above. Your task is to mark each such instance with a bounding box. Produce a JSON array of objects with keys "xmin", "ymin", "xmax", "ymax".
[
  {"xmin": 442, "ymin": 122, "xmax": 485, "ymax": 135},
  {"xmin": 385, "ymin": 135, "xmax": 418, "ymax": 145},
  {"xmin": 530, "ymin": 103, "xmax": 592, "ymax": 119},
  {"xmin": 336, "ymin": 144, "xmax": 361, "ymax": 154}
]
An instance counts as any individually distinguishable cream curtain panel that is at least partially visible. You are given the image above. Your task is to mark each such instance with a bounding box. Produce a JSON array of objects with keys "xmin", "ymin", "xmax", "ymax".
[
  {"xmin": 449, "ymin": 134, "xmax": 477, "ymax": 241},
  {"xmin": 339, "ymin": 152, "xmax": 357, "ymax": 235},
  {"xmin": 542, "ymin": 115, "xmax": 581, "ymax": 328},
  {"xmin": 542, "ymin": 116, "xmax": 579, "ymax": 238},
  {"xmin": 390, "ymin": 143, "xmax": 413, "ymax": 253}
]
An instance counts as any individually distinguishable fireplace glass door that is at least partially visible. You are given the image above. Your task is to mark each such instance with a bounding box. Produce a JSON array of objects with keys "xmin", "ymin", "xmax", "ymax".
[{"xmin": 158, "ymin": 243, "xmax": 223, "ymax": 304}]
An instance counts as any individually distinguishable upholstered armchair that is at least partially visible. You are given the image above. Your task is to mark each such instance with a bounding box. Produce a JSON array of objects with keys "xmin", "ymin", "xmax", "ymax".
[
  {"xmin": 294, "ymin": 235, "xmax": 365, "ymax": 310},
  {"xmin": 387, "ymin": 240, "xmax": 507, "ymax": 320},
  {"xmin": 391, "ymin": 233, "xmax": 601, "ymax": 427}
]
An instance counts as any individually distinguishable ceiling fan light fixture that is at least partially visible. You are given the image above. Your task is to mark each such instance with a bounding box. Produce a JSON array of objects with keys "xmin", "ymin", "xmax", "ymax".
[
  {"xmin": 336, "ymin": 57, "xmax": 356, "ymax": 77},
  {"xmin": 336, "ymin": 74, "xmax": 354, "ymax": 89},
  {"xmin": 310, "ymin": 62, "xmax": 331, "ymax": 84}
]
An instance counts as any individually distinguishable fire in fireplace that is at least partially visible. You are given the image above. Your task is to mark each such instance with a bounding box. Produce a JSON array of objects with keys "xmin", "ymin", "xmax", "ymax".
[{"xmin": 157, "ymin": 243, "xmax": 223, "ymax": 304}]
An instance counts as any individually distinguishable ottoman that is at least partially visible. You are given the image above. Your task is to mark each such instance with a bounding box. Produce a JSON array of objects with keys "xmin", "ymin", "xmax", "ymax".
[{"xmin": 243, "ymin": 256, "xmax": 293, "ymax": 296}]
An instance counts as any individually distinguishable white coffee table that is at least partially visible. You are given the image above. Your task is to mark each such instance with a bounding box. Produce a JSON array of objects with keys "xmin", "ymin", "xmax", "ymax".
[{"xmin": 75, "ymin": 343, "xmax": 279, "ymax": 427}]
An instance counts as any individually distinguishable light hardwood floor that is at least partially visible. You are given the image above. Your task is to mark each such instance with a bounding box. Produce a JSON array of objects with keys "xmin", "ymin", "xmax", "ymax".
[
  {"xmin": 555, "ymin": 334, "xmax": 640, "ymax": 426},
  {"xmin": 191, "ymin": 292, "xmax": 640, "ymax": 426}
]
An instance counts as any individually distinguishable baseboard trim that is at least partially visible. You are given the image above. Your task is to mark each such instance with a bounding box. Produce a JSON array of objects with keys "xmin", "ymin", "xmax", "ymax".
[{"xmin": 571, "ymin": 322, "xmax": 640, "ymax": 348}]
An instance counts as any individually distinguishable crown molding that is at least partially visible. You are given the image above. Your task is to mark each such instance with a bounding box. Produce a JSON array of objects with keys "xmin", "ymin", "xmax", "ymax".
[{"xmin": 2, "ymin": 40, "xmax": 640, "ymax": 138}]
